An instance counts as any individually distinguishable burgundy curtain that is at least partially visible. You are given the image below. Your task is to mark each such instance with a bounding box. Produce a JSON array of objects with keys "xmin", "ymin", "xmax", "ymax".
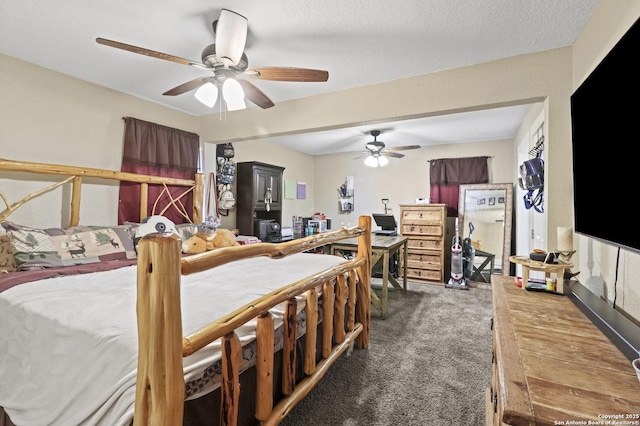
[
  {"xmin": 430, "ymin": 156, "xmax": 489, "ymax": 217},
  {"xmin": 118, "ymin": 117, "xmax": 199, "ymax": 225}
]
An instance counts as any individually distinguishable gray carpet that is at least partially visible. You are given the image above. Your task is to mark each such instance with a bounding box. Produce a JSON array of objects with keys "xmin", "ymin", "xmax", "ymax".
[{"xmin": 280, "ymin": 280, "xmax": 493, "ymax": 426}]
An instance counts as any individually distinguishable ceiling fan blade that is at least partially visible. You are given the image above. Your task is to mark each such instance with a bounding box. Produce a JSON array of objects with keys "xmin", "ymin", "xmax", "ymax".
[
  {"xmin": 215, "ymin": 9, "xmax": 248, "ymax": 66},
  {"xmin": 382, "ymin": 152, "xmax": 405, "ymax": 158},
  {"xmin": 244, "ymin": 67, "xmax": 329, "ymax": 82},
  {"xmin": 385, "ymin": 145, "xmax": 421, "ymax": 151},
  {"xmin": 237, "ymin": 80, "xmax": 275, "ymax": 109},
  {"xmin": 163, "ymin": 77, "xmax": 210, "ymax": 96},
  {"xmin": 96, "ymin": 38, "xmax": 205, "ymax": 68}
]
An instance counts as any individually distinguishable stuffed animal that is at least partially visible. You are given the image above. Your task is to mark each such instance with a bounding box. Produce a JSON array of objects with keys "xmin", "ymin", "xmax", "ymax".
[
  {"xmin": 211, "ymin": 228, "xmax": 240, "ymax": 249},
  {"xmin": 181, "ymin": 229, "xmax": 239, "ymax": 255},
  {"xmin": 181, "ymin": 233, "xmax": 214, "ymax": 254}
]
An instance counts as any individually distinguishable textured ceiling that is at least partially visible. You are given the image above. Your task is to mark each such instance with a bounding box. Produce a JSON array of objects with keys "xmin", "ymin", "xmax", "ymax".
[{"xmin": 0, "ymin": 1, "xmax": 596, "ymax": 154}]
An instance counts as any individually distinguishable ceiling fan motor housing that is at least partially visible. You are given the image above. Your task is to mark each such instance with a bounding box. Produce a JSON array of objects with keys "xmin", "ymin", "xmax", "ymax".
[
  {"xmin": 201, "ymin": 44, "xmax": 248, "ymax": 71},
  {"xmin": 365, "ymin": 130, "xmax": 385, "ymax": 151}
]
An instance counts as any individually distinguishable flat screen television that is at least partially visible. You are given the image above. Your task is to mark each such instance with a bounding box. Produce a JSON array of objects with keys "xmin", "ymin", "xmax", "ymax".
[{"xmin": 570, "ymin": 17, "xmax": 640, "ymax": 253}]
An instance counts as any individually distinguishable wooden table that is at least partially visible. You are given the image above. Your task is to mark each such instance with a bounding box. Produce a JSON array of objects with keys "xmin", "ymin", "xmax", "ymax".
[
  {"xmin": 489, "ymin": 274, "xmax": 640, "ymax": 425},
  {"xmin": 330, "ymin": 234, "xmax": 408, "ymax": 319},
  {"xmin": 509, "ymin": 255, "xmax": 573, "ymax": 294}
]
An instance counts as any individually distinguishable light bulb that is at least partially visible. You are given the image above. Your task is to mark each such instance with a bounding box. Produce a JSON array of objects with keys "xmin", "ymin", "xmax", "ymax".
[
  {"xmin": 222, "ymin": 78, "xmax": 244, "ymax": 105},
  {"xmin": 194, "ymin": 82, "xmax": 218, "ymax": 108},
  {"xmin": 378, "ymin": 156, "xmax": 389, "ymax": 166},
  {"xmin": 364, "ymin": 156, "xmax": 379, "ymax": 167}
]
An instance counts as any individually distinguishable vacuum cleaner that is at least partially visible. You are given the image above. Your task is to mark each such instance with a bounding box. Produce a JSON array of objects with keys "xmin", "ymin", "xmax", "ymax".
[{"xmin": 445, "ymin": 218, "xmax": 475, "ymax": 290}]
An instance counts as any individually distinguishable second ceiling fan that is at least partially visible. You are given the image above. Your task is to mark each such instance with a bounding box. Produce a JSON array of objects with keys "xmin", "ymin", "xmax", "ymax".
[
  {"xmin": 96, "ymin": 9, "xmax": 329, "ymax": 110},
  {"xmin": 357, "ymin": 130, "xmax": 421, "ymax": 167}
]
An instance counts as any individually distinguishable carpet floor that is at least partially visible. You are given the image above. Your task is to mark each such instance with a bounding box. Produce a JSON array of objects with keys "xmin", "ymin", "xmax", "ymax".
[{"xmin": 280, "ymin": 279, "xmax": 493, "ymax": 426}]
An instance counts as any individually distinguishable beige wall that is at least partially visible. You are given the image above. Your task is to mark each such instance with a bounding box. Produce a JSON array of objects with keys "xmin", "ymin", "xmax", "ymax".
[
  {"xmin": 0, "ymin": 53, "xmax": 200, "ymax": 227},
  {"xmin": 571, "ymin": 0, "xmax": 640, "ymax": 321},
  {"xmin": 199, "ymin": 47, "xmax": 571, "ymax": 250},
  {"xmin": 207, "ymin": 140, "xmax": 316, "ymax": 231},
  {"xmin": 311, "ymin": 139, "xmax": 514, "ymax": 228}
]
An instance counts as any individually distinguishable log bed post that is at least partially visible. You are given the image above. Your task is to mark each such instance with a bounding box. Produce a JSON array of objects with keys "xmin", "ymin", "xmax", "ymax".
[
  {"xmin": 70, "ymin": 176, "xmax": 82, "ymax": 226},
  {"xmin": 134, "ymin": 233, "xmax": 185, "ymax": 426},
  {"xmin": 192, "ymin": 172, "xmax": 205, "ymax": 223},
  {"xmin": 355, "ymin": 215, "xmax": 371, "ymax": 349}
]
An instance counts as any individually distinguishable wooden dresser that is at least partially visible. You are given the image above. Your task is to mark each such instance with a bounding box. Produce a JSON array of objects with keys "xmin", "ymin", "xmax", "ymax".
[
  {"xmin": 399, "ymin": 204, "xmax": 446, "ymax": 284},
  {"xmin": 488, "ymin": 275, "xmax": 640, "ymax": 425}
]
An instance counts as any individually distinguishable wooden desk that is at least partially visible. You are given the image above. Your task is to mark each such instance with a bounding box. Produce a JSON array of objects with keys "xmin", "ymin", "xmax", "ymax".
[
  {"xmin": 488, "ymin": 275, "xmax": 640, "ymax": 425},
  {"xmin": 330, "ymin": 235, "xmax": 408, "ymax": 319}
]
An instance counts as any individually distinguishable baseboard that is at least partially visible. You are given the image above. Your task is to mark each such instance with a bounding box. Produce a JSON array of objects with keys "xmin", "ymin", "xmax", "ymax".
[{"xmin": 567, "ymin": 280, "xmax": 640, "ymax": 361}]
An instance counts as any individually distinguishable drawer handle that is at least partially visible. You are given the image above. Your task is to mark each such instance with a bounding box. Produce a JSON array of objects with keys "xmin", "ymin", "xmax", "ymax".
[{"xmin": 419, "ymin": 213, "xmax": 423, "ymax": 218}]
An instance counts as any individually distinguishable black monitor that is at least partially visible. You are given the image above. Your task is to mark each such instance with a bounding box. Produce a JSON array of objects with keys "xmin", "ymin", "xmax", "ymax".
[{"xmin": 372, "ymin": 214, "xmax": 397, "ymax": 231}]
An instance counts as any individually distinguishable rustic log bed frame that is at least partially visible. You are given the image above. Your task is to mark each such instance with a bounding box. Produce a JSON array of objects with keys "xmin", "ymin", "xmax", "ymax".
[{"xmin": 0, "ymin": 158, "xmax": 372, "ymax": 426}]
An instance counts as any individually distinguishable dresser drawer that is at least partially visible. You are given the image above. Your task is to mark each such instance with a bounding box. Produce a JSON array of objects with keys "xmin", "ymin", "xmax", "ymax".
[
  {"xmin": 401, "ymin": 208, "xmax": 444, "ymax": 223},
  {"xmin": 406, "ymin": 252, "xmax": 442, "ymax": 269},
  {"xmin": 401, "ymin": 224, "xmax": 442, "ymax": 236},
  {"xmin": 405, "ymin": 267, "xmax": 441, "ymax": 282},
  {"xmin": 406, "ymin": 237, "xmax": 443, "ymax": 251}
]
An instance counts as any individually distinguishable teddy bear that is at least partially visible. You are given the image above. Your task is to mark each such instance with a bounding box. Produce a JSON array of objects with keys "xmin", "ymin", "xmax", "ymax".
[{"xmin": 181, "ymin": 229, "xmax": 239, "ymax": 255}]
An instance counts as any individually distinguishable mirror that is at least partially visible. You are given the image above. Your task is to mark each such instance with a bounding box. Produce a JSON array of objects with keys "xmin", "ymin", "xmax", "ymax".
[{"xmin": 458, "ymin": 183, "xmax": 513, "ymax": 280}]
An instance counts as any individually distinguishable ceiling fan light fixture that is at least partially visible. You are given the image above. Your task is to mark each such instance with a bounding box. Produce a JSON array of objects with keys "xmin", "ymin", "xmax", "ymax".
[
  {"xmin": 378, "ymin": 156, "xmax": 389, "ymax": 166},
  {"xmin": 194, "ymin": 82, "xmax": 218, "ymax": 107},
  {"xmin": 226, "ymin": 99, "xmax": 246, "ymax": 111},
  {"xmin": 222, "ymin": 78, "xmax": 245, "ymax": 104},
  {"xmin": 364, "ymin": 155, "xmax": 380, "ymax": 167}
]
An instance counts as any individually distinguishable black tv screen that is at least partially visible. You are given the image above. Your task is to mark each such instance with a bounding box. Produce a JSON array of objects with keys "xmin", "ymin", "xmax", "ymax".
[{"xmin": 570, "ymin": 17, "xmax": 639, "ymax": 253}]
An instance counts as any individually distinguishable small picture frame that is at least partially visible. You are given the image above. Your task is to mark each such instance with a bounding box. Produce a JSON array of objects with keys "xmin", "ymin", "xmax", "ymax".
[
  {"xmin": 489, "ymin": 197, "xmax": 496, "ymax": 206},
  {"xmin": 477, "ymin": 198, "xmax": 486, "ymax": 205},
  {"xmin": 498, "ymin": 197, "xmax": 505, "ymax": 204}
]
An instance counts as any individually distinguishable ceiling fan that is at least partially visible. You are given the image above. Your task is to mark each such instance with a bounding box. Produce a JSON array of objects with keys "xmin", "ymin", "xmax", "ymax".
[
  {"xmin": 96, "ymin": 9, "xmax": 328, "ymax": 110},
  {"xmin": 356, "ymin": 130, "xmax": 421, "ymax": 167}
]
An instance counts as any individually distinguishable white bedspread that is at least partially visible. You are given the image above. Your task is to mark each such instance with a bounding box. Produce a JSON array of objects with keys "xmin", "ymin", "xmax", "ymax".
[{"xmin": 0, "ymin": 253, "xmax": 345, "ymax": 426}]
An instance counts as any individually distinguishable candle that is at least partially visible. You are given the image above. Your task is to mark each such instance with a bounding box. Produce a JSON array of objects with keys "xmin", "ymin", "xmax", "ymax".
[{"xmin": 557, "ymin": 227, "xmax": 573, "ymax": 252}]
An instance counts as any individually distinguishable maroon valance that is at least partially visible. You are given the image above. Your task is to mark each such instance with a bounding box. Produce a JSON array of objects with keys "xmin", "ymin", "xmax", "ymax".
[{"xmin": 118, "ymin": 117, "xmax": 199, "ymax": 225}]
